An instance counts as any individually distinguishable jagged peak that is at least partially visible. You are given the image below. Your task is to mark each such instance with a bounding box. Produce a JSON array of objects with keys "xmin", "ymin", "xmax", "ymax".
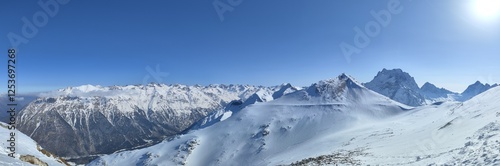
[
  {"xmin": 339, "ymin": 72, "xmax": 349, "ymax": 78},
  {"xmin": 370, "ymin": 69, "xmax": 416, "ymax": 84},
  {"xmin": 367, "ymin": 68, "xmax": 418, "ymax": 88},
  {"xmin": 422, "ymin": 82, "xmax": 435, "ymax": 87},
  {"xmin": 314, "ymin": 73, "xmax": 359, "ymax": 85},
  {"xmin": 421, "ymin": 82, "xmax": 450, "ymax": 92},
  {"xmin": 462, "ymin": 80, "xmax": 494, "ymax": 95},
  {"xmin": 365, "ymin": 69, "xmax": 425, "ymax": 106},
  {"xmin": 377, "ymin": 68, "xmax": 410, "ymax": 77},
  {"xmin": 473, "ymin": 81, "xmax": 483, "ymax": 85},
  {"xmin": 464, "ymin": 81, "xmax": 499, "ymax": 90},
  {"xmin": 306, "ymin": 73, "xmax": 364, "ymax": 97},
  {"xmin": 381, "ymin": 68, "xmax": 402, "ymax": 72},
  {"xmin": 465, "ymin": 81, "xmax": 487, "ymax": 89},
  {"xmin": 338, "ymin": 73, "xmax": 359, "ymax": 83},
  {"xmin": 280, "ymin": 83, "xmax": 292, "ymax": 87}
]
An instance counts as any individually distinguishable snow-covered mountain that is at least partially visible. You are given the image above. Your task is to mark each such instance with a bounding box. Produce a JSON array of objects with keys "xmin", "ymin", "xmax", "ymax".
[
  {"xmin": 458, "ymin": 81, "xmax": 498, "ymax": 101},
  {"xmin": 16, "ymin": 83, "xmax": 277, "ymax": 164},
  {"xmin": 420, "ymin": 82, "xmax": 457, "ymax": 102},
  {"xmin": 364, "ymin": 69, "xmax": 426, "ymax": 106},
  {"xmin": 0, "ymin": 122, "xmax": 69, "ymax": 166},
  {"xmin": 89, "ymin": 76, "xmax": 500, "ymax": 165},
  {"xmin": 89, "ymin": 74, "xmax": 411, "ymax": 166}
]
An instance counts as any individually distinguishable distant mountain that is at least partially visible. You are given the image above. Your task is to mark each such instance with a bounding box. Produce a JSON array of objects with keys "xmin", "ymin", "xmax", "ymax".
[
  {"xmin": 89, "ymin": 73, "xmax": 411, "ymax": 166},
  {"xmin": 420, "ymin": 82, "xmax": 457, "ymax": 101},
  {"xmin": 17, "ymin": 84, "xmax": 275, "ymax": 164},
  {"xmin": 459, "ymin": 81, "xmax": 498, "ymax": 101},
  {"xmin": 364, "ymin": 69, "xmax": 426, "ymax": 106}
]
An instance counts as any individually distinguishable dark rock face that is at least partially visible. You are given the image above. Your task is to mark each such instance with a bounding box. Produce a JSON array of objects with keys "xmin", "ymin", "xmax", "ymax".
[
  {"xmin": 364, "ymin": 69, "xmax": 426, "ymax": 106},
  {"xmin": 18, "ymin": 97, "xmax": 214, "ymax": 163}
]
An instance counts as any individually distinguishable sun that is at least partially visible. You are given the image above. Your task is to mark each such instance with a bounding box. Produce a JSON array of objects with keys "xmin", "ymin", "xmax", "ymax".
[{"xmin": 472, "ymin": 0, "xmax": 500, "ymax": 20}]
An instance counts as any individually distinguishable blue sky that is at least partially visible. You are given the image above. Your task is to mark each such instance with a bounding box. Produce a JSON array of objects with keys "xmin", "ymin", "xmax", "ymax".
[{"xmin": 1, "ymin": 0, "xmax": 499, "ymax": 93}]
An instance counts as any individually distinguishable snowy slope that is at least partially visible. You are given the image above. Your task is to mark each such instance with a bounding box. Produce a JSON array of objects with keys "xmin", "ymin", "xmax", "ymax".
[
  {"xmin": 90, "ymin": 76, "xmax": 500, "ymax": 166},
  {"xmin": 0, "ymin": 122, "xmax": 68, "ymax": 166},
  {"xmin": 88, "ymin": 74, "xmax": 411, "ymax": 166},
  {"xmin": 351, "ymin": 86, "xmax": 500, "ymax": 165}
]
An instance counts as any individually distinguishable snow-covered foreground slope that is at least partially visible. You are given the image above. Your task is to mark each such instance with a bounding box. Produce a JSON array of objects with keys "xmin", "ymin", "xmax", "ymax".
[
  {"xmin": 340, "ymin": 87, "xmax": 500, "ymax": 165},
  {"xmin": 0, "ymin": 122, "xmax": 68, "ymax": 166},
  {"xmin": 89, "ymin": 74, "xmax": 414, "ymax": 165}
]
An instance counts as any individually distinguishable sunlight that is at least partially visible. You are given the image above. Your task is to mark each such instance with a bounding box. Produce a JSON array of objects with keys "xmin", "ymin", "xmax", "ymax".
[{"xmin": 472, "ymin": 0, "xmax": 500, "ymax": 20}]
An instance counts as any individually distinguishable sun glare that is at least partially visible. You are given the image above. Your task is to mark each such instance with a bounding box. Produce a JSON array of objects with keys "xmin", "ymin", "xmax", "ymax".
[{"xmin": 472, "ymin": 0, "xmax": 500, "ymax": 20}]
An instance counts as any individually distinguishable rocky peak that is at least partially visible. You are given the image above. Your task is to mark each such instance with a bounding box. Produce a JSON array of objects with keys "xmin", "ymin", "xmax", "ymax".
[{"xmin": 364, "ymin": 69, "xmax": 425, "ymax": 106}]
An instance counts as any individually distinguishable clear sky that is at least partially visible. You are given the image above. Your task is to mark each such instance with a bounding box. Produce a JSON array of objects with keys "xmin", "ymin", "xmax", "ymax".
[{"xmin": 1, "ymin": 0, "xmax": 499, "ymax": 93}]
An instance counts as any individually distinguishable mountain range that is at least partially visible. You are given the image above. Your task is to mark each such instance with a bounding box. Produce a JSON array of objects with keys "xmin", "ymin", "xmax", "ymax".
[
  {"xmin": 89, "ymin": 73, "xmax": 500, "ymax": 165},
  {"xmin": 6, "ymin": 68, "xmax": 499, "ymax": 165},
  {"xmin": 16, "ymin": 83, "xmax": 295, "ymax": 163}
]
